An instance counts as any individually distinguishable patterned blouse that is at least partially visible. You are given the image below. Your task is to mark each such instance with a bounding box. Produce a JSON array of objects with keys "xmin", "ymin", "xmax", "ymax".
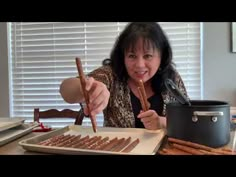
[{"xmin": 88, "ymin": 65, "xmax": 188, "ymax": 128}]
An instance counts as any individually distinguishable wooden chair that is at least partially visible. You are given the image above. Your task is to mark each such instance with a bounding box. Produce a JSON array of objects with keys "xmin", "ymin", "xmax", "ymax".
[{"xmin": 33, "ymin": 108, "xmax": 85, "ymax": 125}]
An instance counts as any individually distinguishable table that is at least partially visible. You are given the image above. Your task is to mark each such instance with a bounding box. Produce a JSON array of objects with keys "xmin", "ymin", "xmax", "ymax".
[
  {"xmin": 0, "ymin": 132, "xmax": 46, "ymax": 155},
  {"xmin": 0, "ymin": 130, "xmax": 235, "ymax": 155}
]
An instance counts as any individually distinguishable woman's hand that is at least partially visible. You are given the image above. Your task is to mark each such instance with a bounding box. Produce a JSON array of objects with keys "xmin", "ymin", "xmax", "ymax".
[
  {"xmin": 60, "ymin": 77, "xmax": 110, "ymax": 118},
  {"xmin": 83, "ymin": 77, "xmax": 110, "ymax": 117},
  {"xmin": 137, "ymin": 110, "xmax": 166, "ymax": 130},
  {"xmin": 60, "ymin": 77, "xmax": 84, "ymax": 104}
]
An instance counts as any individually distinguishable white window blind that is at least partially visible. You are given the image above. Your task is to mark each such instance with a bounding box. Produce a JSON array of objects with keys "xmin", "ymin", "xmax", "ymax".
[
  {"xmin": 8, "ymin": 22, "xmax": 202, "ymax": 128},
  {"xmin": 160, "ymin": 22, "xmax": 202, "ymax": 100}
]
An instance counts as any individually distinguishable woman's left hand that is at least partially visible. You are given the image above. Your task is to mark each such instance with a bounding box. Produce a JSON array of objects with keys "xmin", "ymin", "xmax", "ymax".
[{"xmin": 137, "ymin": 110, "xmax": 166, "ymax": 130}]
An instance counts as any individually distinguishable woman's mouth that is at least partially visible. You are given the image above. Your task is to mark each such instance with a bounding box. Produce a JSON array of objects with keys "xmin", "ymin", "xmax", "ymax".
[{"xmin": 135, "ymin": 71, "xmax": 147, "ymax": 78}]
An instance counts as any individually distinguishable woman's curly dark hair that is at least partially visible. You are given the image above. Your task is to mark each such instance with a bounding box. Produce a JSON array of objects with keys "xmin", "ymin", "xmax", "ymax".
[{"xmin": 107, "ymin": 22, "xmax": 176, "ymax": 93}]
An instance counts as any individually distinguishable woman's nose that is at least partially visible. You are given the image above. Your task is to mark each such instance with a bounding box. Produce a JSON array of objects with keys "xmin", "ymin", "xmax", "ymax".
[{"xmin": 135, "ymin": 58, "xmax": 145, "ymax": 67}]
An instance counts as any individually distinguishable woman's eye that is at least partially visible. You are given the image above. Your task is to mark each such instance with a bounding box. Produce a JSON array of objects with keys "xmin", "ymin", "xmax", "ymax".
[
  {"xmin": 144, "ymin": 54, "xmax": 152, "ymax": 59},
  {"xmin": 128, "ymin": 54, "xmax": 136, "ymax": 59}
]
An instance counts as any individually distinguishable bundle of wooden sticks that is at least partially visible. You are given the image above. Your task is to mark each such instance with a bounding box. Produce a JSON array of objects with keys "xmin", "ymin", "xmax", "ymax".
[{"xmin": 159, "ymin": 137, "xmax": 236, "ymax": 155}]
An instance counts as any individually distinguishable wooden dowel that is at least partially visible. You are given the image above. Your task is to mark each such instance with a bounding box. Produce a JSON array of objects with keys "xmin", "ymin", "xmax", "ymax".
[
  {"xmin": 161, "ymin": 148, "xmax": 179, "ymax": 155},
  {"xmin": 75, "ymin": 57, "xmax": 97, "ymax": 133},
  {"xmin": 158, "ymin": 150, "xmax": 169, "ymax": 155},
  {"xmin": 169, "ymin": 148, "xmax": 192, "ymax": 155},
  {"xmin": 168, "ymin": 137, "xmax": 236, "ymax": 155},
  {"xmin": 172, "ymin": 143, "xmax": 205, "ymax": 155},
  {"xmin": 168, "ymin": 137, "xmax": 213, "ymax": 151},
  {"xmin": 210, "ymin": 148, "xmax": 236, "ymax": 155},
  {"xmin": 220, "ymin": 147, "xmax": 236, "ymax": 153},
  {"xmin": 198, "ymin": 149, "xmax": 221, "ymax": 155},
  {"xmin": 162, "ymin": 148, "xmax": 192, "ymax": 155}
]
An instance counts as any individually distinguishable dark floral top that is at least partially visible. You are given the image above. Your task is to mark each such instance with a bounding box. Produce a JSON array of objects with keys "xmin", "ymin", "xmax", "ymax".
[{"xmin": 88, "ymin": 65, "xmax": 188, "ymax": 128}]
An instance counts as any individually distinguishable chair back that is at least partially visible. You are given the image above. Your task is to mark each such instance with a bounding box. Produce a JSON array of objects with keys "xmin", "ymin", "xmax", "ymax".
[{"xmin": 34, "ymin": 108, "xmax": 85, "ymax": 125}]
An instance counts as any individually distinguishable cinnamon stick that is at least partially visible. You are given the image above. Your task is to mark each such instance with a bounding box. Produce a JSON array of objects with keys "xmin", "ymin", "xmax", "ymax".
[
  {"xmin": 137, "ymin": 87, "xmax": 147, "ymax": 111},
  {"xmin": 138, "ymin": 80, "xmax": 149, "ymax": 111},
  {"xmin": 75, "ymin": 57, "xmax": 97, "ymax": 133}
]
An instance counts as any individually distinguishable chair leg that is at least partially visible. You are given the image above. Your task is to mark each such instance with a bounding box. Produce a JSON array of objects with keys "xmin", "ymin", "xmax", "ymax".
[
  {"xmin": 34, "ymin": 108, "xmax": 40, "ymax": 122},
  {"xmin": 75, "ymin": 109, "xmax": 84, "ymax": 125}
]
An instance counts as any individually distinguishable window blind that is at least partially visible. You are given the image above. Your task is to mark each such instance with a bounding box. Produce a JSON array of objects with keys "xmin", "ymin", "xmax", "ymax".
[
  {"xmin": 160, "ymin": 22, "xmax": 202, "ymax": 100},
  {"xmin": 8, "ymin": 22, "xmax": 201, "ymax": 128}
]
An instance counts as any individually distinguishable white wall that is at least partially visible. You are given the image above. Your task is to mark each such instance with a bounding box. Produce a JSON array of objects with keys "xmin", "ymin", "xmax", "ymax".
[
  {"xmin": 0, "ymin": 23, "xmax": 10, "ymax": 117},
  {"xmin": 203, "ymin": 22, "xmax": 236, "ymax": 106}
]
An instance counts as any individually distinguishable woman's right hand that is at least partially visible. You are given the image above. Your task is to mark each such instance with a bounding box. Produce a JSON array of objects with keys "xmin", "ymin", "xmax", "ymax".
[
  {"xmin": 60, "ymin": 77, "xmax": 84, "ymax": 104},
  {"xmin": 60, "ymin": 77, "xmax": 110, "ymax": 117},
  {"xmin": 83, "ymin": 77, "xmax": 110, "ymax": 117}
]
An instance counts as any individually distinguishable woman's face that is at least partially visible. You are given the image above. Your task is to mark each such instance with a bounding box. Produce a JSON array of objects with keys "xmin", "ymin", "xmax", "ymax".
[{"xmin": 124, "ymin": 38, "xmax": 161, "ymax": 85}]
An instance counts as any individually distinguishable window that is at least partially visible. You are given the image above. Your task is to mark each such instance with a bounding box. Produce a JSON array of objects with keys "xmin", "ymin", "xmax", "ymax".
[
  {"xmin": 8, "ymin": 22, "xmax": 202, "ymax": 128},
  {"xmin": 159, "ymin": 22, "xmax": 202, "ymax": 100}
]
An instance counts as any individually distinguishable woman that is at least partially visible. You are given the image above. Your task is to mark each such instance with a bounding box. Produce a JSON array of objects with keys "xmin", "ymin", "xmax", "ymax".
[{"xmin": 60, "ymin": 22, "xmax": 188, "ymax": 130}]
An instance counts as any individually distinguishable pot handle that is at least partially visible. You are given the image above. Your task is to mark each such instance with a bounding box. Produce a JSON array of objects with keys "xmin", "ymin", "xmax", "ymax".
[
  {"xmin": 192, "ymin": 111, "xmax": 224, "ymax": 123},
  {"xmin": 193, "ymin": 111, "xmax": 224, "ymax": 116}
]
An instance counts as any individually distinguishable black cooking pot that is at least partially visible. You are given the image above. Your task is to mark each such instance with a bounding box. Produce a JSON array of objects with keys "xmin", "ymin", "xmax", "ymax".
[
  {"xmin": 165, "ymin": 79, "xmax": 230, "ymax": 148},
  {"xmin": 166, "ymin": 101, "xmax": 230, "ymax": 148}
]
